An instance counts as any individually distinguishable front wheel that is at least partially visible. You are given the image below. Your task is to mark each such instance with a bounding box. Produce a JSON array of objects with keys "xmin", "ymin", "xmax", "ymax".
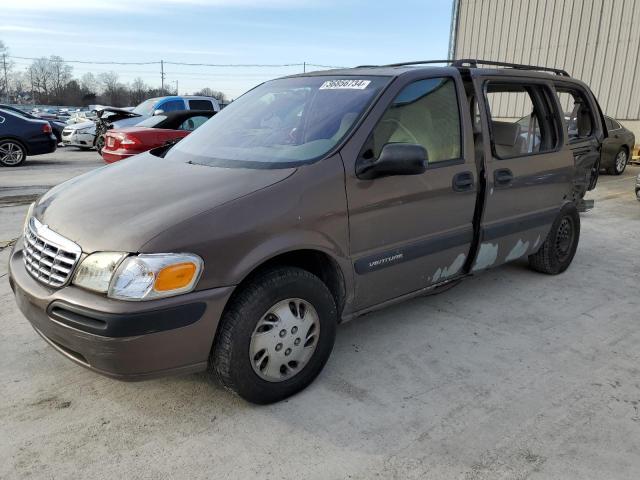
[
  {"xmin": 0, "ymin": 140, "xmax": 26, "ymax": 167},
  {"xmin": 211, "ymin": 267, "xmax": 337, "ymax": 404},
  {"xmin": 528, "ymin": 204, "xmax": 580, "ymax": 275}
]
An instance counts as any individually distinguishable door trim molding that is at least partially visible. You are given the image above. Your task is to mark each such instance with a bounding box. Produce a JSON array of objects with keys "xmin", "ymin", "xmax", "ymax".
[
  {"xmin": 482, "ymin": 208, "xmax": 558, "ymax": 241},
  {"xmin": 354, "ymin": 227, "xmax": 473, "ymax": 275}
]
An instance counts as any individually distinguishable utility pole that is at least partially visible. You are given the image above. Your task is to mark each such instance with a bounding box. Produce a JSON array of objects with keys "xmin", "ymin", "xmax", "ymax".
[
  {"xmin": 303, "ymin": 61, "xmax": 306, "ymax": 73},
  {"xmin": 2, "ymin": 54, "xmax": 8, "ymax": 103},
  {"xmin": 160, "ymin": 60, "xmax": 165, "ymax": 94}
]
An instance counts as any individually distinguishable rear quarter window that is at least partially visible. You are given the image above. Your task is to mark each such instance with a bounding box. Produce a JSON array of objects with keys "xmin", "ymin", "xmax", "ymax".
[{"xmin": 188, "ymin": 99, "xmax": 215, "ymax": 110}]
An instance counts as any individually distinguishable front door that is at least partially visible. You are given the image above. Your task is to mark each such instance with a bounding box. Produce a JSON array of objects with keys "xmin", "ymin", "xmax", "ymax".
[{"xmin": 343, "ymin": 72, "xmax": 478, "ymax": 310}]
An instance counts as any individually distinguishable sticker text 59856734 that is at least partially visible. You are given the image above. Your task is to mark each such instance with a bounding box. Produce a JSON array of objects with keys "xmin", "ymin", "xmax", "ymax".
[{"xmin": 319, "ymin": 79, "xmax": 371, "ymax": 90}]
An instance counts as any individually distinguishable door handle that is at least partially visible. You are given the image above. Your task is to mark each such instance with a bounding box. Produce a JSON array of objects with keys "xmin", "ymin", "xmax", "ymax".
[
  {"xmin": 452, "ymin": 171, "xmax": 474, "ymax": 192},
  {"xmin": 494, "ymin": 168, "xmax": 513, "ymax": 187}
]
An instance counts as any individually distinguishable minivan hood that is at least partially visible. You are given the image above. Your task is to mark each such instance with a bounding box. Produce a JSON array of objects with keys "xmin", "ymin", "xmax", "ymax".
[{"xmin": 34, "ymin": 151, "xmax": 295, "ymax": 253}]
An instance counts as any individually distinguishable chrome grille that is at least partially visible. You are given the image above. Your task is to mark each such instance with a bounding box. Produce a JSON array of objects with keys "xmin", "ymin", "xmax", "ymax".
[{"xmin": 23, "ymin": 217, "xmax": 81, "ymax": 288}]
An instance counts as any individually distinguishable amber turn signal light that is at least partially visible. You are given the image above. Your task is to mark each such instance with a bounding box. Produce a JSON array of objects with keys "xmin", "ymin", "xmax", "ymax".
[{"xmin": 154, "ymin": 262, "xmax": 198, "ymax": 291}]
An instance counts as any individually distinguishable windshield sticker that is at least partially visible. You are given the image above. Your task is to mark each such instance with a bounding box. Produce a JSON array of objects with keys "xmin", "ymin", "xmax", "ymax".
[{"xmin": 319, "ymin": 79, "xmax": 371, "ymax": 90}]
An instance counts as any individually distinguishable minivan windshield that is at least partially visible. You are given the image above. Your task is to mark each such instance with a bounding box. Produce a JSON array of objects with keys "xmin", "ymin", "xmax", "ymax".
[{"xmin": 165, "ymin": 76, "xmax": 390, "ymax": 168}]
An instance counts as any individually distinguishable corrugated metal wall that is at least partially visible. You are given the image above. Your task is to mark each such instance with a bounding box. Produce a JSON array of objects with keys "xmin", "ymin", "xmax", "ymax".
[{"xmin": 452, "ymin": 0, "xmax": 640, "ymax": 119}]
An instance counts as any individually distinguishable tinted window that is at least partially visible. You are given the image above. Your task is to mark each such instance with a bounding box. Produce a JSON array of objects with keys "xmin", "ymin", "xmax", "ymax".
[
  {"xmin": 165, "ymin": 76, "xmax": 390, "ymax": 168},
  {"xmin": 188, "ymin": 99, "xmax": 214, "ymax": 110},
  {"xmin": 486, "ymin": 84, "xmax": 558, "ymax": 158},
  {"xmin": 179, "ymin": 115, "xmax": 209, "ymax": 131},
  {"xmin": 369, "ymin": 77, "xmax": 461, "ymax": 163},
  {"xmin": 159, "ymin": 100, "xmax": 185, "ymax": 112}
]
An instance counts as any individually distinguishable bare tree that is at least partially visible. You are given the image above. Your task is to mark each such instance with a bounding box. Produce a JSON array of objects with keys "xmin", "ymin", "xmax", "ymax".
[
  {"xmin": 81, "ymin": 72, "xmax": 99, "ymax": 94},
  {"xmin": 99, "ymin": 71, "xmax": 121, "ymax": 105},
  {"xmin": 0, "ymin": 40, "xmax": 13, "ymax": 102},
  {"xmin": 49, "ymin": 56, "xmax": 73, "ymax": 103},
  {"xmin": 28, "ymin": 57, "xmax": 54, "ymax": 103},
  {"xmin": 194, "ymin": 87, "xmax": 228, "ymax": 103},
  {"xmin": 130, "ymin": 77, "xmax": 148, "ymax": 105}
]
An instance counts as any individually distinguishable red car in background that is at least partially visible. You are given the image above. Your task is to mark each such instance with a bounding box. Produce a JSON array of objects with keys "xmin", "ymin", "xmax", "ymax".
[{"xmin": 101, "ymin": 110, "xmax": 215, "ymax": 163}]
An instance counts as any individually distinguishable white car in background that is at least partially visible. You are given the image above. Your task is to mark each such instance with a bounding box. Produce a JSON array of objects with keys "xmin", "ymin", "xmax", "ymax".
[{"xmin": 61, "ymin": 96, "xmax": 220, "ymax": 150}]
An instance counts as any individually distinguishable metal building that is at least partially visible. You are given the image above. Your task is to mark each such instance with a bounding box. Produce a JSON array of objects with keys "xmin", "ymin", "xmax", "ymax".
[{"xmin": 449, "ymin": 0, "xmax": 640, "ymax": 136}]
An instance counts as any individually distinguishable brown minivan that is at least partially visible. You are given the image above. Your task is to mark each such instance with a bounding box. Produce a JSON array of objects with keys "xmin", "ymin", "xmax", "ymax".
[{"xmin": 8, "ymin": 60, "xmax": 606, "ymax": 403}]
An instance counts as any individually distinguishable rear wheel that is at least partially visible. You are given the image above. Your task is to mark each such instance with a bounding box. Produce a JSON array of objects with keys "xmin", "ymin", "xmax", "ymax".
[
  {"xmin": 211, "ymin": 267, "xmax": 337, "ymax": 404},
  {"xmin": 608, "ymin": 147, "xmax": 628, "ymax": 175},
  {"xmin": 0, "ymin": 140, "xmax": 26, "ymax": 167},
  {"xmin": 528, "ymin": 204, "xmax": 580, "ymax": 275}
]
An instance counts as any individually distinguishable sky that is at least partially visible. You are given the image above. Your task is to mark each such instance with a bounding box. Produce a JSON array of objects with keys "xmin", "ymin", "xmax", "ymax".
[{"xmin": 1, "ymin": 0, "xmax": 454, "ymax": 100}]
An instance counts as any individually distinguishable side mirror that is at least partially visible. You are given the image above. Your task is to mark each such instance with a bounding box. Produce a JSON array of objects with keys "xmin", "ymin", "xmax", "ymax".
[
  {"xmin": 153, "ymin": 109, "xmax": 165, "ymax": 116},
  {"xmin": 357, "ymin": 143, "xmax": 428, "ymax": 180}
]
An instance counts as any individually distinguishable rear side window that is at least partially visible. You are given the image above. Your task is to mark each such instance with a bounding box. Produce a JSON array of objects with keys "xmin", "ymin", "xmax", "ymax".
[
  {"xmin": 368, "ymin": 77, "xmax": 461, "ymax": 163},
  {"xmin": 159, "ymin": 100, "xmax": 185, "ymax": 112},
  {"xmin": 485, "ymin": 83, "xmax": 559, "ymax": 159},
  {"xmin": 188, "ymin": 99, "xmax": 214, "ymax": 110},
  {"xmin": 179, "ymin": 115, "xmax": 210, "ymax": 131},
  {"xmin": 554, "ymin": 86, "xmax": 595, "ymax": 141}
]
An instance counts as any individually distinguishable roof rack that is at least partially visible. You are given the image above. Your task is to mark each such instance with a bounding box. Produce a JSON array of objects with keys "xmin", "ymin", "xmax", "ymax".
[
  {"xmin": 361, "ymin": 59, "xmax": 570, "ymax": 77},
  {"xmin": 452, "ymin": 59, "xmax": 570, "ymax": 77}
]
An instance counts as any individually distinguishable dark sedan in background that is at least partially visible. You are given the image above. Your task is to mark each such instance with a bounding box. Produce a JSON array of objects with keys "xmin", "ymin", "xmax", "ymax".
[
  {"xmin": 0, "ymin": 108, "xmax": 57, "ymax": 167},
  {"xmin": 0, "ymin": 104, "xmax": 66, "ymax": 143},
  {"xmin": 602, "ymin": 116, "xmax": 635, "ymax": 175}
]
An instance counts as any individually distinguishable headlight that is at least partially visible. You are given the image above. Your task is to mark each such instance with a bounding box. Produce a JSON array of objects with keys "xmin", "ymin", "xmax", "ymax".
[
  {"xmin": 108, "ymin": 253, "xmax": 203, "ymax": 301},
  {"xmin": 73, "ymin": 252, "xmax": 202, "ymax": 300},
  {"xmin": 23, "ymin": 202, "xmax": 35, "ymax": 233},
  {"xmin": 73, "ymin": 252, "xmax": 127, "ymax": 293}
]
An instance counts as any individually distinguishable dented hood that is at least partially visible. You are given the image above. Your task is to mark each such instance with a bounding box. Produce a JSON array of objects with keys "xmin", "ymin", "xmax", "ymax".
[{"xmin": 34, "ymin": 151, "xmax": 295, "ymax": 253}]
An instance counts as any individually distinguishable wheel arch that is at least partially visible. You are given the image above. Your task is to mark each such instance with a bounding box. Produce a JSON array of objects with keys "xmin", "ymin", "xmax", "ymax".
[
  {"xmin": 0, "ymin": 136, "xmax": 29, "ymax": 154},
  {"xmin": 228, "ymin": 248, "xmax": 348, "ymax": 319}
]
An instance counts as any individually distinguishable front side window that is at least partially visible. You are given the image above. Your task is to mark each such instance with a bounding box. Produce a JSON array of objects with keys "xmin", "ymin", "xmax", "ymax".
[
  {"xmin": 159, "ymin": 100, "xmax": 185, "ymax": 112},
  {"xmin": 165, "ymin": 76, "xmax": 390, "ymax": 168},
  {"xmin": 366, "ymin": 77, "xmax": 461, "ymax": 163},
  {"xmin": 486, "ymin": 83, "xmax": 559, "ymax": 158}
]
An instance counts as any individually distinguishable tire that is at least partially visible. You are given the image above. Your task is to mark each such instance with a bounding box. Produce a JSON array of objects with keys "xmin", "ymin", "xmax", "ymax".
[
  {"xmin": 608, "ymin": 147, "xmax": 628, "ymax": 175},
  {"xmin": 528, "ymin": 204, "xmax": 580, "ymax": 275},
  {"xmin": 211, "ymin": 267, "xmax": 337, "ymax": 404},
  {"xmin": 0, "ymin": 139, "xmax": 27, "ymax": 167}
]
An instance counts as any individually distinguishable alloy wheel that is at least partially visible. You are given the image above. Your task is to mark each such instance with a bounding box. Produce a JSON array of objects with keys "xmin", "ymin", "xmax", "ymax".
[
  {"xmin": 615, "ymin": 150, "xmax": 628, "ymax": 174},
  {"xmin": 0, "ymin": 141, "xmax": 25, "ymax": 166}
]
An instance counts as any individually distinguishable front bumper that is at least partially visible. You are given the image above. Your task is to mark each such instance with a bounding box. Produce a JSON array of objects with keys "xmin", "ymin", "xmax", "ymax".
[
  {"xmin": 8, "ymin": 239, "xmax": 234, "ymax": 380},
  {"xmin": 61, "ymin": 130, "xmax": 95, "ymax": 148}
]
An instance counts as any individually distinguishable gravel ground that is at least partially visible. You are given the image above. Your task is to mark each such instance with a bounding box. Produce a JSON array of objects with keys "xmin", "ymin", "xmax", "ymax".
[{"xmin": 1, "ymin": 148, "xmax": 639, "ymax": 479}]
